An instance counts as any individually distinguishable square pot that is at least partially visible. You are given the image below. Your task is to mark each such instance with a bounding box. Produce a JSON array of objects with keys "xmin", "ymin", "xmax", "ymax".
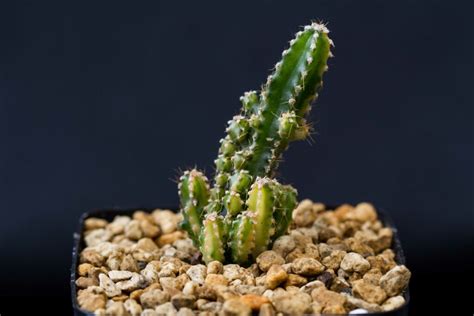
[{"xmin": 71, "ymin": 206, "xmax": 410, "ymax": 315}]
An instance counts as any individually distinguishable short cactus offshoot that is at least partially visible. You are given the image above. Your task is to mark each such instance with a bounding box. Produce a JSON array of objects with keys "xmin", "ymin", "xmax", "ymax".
[{"xmin": 178, "ymin": 22, "xmax": 333, "ymax": 265}]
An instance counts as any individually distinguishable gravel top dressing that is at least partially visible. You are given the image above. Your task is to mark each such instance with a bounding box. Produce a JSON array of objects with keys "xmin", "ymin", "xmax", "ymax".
[{"xmin": 74, "ymin": 200, "xmax": 410, "ymax": 315}]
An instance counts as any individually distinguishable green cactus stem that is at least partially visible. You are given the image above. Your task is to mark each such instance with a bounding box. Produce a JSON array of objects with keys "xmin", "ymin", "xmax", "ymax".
[
  {"xmin": 178, "ymin": 169, "xmax": 210, "ymax": 244},
  {"xmin": 178, "ymin": 22, "xmax": 333, "ymax": 264}
]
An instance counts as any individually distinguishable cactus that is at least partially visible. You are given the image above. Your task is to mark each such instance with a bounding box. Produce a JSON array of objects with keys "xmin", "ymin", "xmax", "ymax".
[{"xmin": 178, "ymin": 22, "xmax": 333, "ymax": 264}]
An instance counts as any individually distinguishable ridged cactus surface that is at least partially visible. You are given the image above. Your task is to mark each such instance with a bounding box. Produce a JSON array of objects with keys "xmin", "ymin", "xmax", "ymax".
[{"xmin": 178, "ymin": 22, "xmax": 333, "ymax": 264}]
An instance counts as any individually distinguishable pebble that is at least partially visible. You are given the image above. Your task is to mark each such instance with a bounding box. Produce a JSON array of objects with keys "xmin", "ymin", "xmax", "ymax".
[
  {"xmin": 264, "ymin": 264, "xmax": 288, "ymax": 289},
  {"xmin": 207, "ymin": 260, "xmax": 224, "ymax": 274},
  {"xmin": 176, "ymin": 307, "xmax": 194, "ymax": 316},
  {"xmin": 382, "ymin": 295, "xmax": 406, "ymax": 311},
  {"xmin": 322, "ymin": 250, "xmax": 346, "ymax": 270},
  {"xmin": 80, "ymin": 249, "xmax": 105, "ymax": 266},
  {"xmin": 271, "ymin": 292, "xmax": 311, "ymax": 315},
  {"xmin": 379, "ymin": 265, "xmax": 411, "ymax": 296},
  {"xmin": 116, "ymin": 273, "xmax": 146, "ymax": 291},
  {"xmin": 140, "ymin": 289, "xmax": 170, "ymax": 309},
  {"xmin": 272, "ymin": 235, "xmax": 296, "ymax": 257},
  {"xmin": 84, "ymin": 218, "xmax": 108, "ymax": 230},
  {"xmin": 170, "ymin": 293, "xmax": 196, "ymax": 309},
  {"xmin": 256, "ymin": 251, "xmax": 285, "ymax": 272},
  {"xmin": 108, "ymin": 270, "xmax": 133, "ymax": 282},
  {"xmin": 311, "ymin": 287, "xmax": 346, "ymax": 312},
  {"xmin": 105, "ymin": 301, "xmax": 128, "ymax": 316},
  {"xmin": 125, "ymin": 220, "xmax": 143, "ymax": 240},
  {"xmin": 239, "ymin": 294, "xmax": 270, "ymax": 311},
  {"xmin": 124, "ymin": 298, "xmax": 143, "ymax": 315},
  {"xmin": 342, "ymin": 293, "xmax": 382, "ymax": 313},
  {"xmin": 98, "ymin": 273, "xmax": 122, "ymax": 297},
  {"xmin": 77, "ymin": 286, "xmax": 107, "ymax": 311},
  {"xmin": 352, "ymin": 279, "xmax": 387, "ymax": 304},
  {"xmin": 75, "ymin": 276, "xmax": 98, "ymax": 289},
  {"xmin": 205, "ymin": 273, "xmax": 229, "ymax": 286},
  {"xmin": 186, "ymin": 264, "xmax": 207, "ymax": 285},
  {"xmin": 341, "ymin": 252, "xmax": 371, "ymax": 273},
  {"xmin": 222, "ymin": 298, "xmax": 252, "ymax": 316},
  {"xmin": 155, "ymin": 302, "xmax": 177, "ymax": 316},
  {"xmin": 291, "ymin": 257, "xmax": 325, "ymax": 276},
  {"xmin": 157, "ymin": 231, "xmax": 185, "ymax": 247},
  {"xmin": 152, "ymin": 209, "xmax": 180, "ymax": 234}
]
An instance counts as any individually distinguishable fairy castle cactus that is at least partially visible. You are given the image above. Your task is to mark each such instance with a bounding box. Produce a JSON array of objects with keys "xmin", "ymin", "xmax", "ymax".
[{"xmin": 178, "ymin": 22, "xmax": 333, "ymax": 264}]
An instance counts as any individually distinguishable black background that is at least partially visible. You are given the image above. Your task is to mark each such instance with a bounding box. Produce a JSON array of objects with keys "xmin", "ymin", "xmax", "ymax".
[{"xmin": 0, "ymin": 1, "xmax": 472, "ymax": 314}]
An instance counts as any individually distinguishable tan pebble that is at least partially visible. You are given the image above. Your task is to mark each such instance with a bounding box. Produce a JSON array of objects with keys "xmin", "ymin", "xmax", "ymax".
[
  {"xmin": 108, "ymin": 270, "xmax": 133, "ymax": 282},
  {"xmin": 239, "ymin": 294, "xmax": 270, "ymax": 311},
  {"xmin": 84, "ymin": 228, "xmax": 112, "ymax": 247},
  {"xmin": 330, "ymin": 276, "xmax": 351, "ymax": 293},
  {"xmin": 382, "ymin": 295, "xmax": 406, "ymax": 311},
  {"xmin": 176, "ymin": 307, "xmax": 194, "ymax": 316},
  {"xmin": 342, "ymin": 293, "xmax": 382, "ymax": 313},
  {"xmin": 196, "ymin": 285, "xmax": 217, "ymax": 301},
  {"xmin": 265, "ymin": 265, "xmax": 288, "ymax": 289},
  {"xmin": 345, "ymin": 237, "xmax": 374, "ymax": 257},
  {"xmin": 352, "ymin": 279, "xmax": 387, "ymax": 304},
  {"xmin": 284, "ymin": 274, "xmax": 307, "ymax": 287},
  {"xmin": 291, "ymin": 257, "xmax": 325, "ymax": 276},
  {"xmin": 171, "ymin": 293, "xmax": 196, "ymax": 309},
  {"xmin": 77, "ymin": 263, "xmax": 94, "ymax": 276},
  {"xmin": 107, "ymin": 216, "xmax": 131, "ymax": 235},
  {"xmin": 205, "ymin": 273, "xmax": 229, "ymax": 286},
  {"xmin": 77, "ymin": 286, "xmax": 107, "ymax": 312},
  {"xmin": 186, "ymin": 264, "xmax": 207, "ymax": 285},
  {"xmin": 258, "ymin": 303, "xmax": 275, "ymax": 316},
  {"xmin": 222, "ymin": 298, "xmax": 252, "ymax": 316},
  {"xmin": 322, "ymin": 250, "xmax": 346, "ymax": 270},
  {"xmin": 299, "ymin": 280, "xmax": 325, "ymax": 294},
  {"xmin": 105, "ymin": 300, "xmax": 128, "ymax": 316},
  {"xmin": 140, "ymin": 289, "xmax": 170, "ymax": 309},
  {"xmin": 155, "ymin": 302, "xmax": 177, "ymax": 315},
  {"xmin": 367, "ymin": 254, "xmax": 396, "ymax": 274},
  {"xmin": 322, "ymin": 304, "xmax": 346, "ymax": 314},
  {"xmin": 363, "ymin": 268, "xmax": 383, "ymax": 285},
  {"xmin": 271, "ymin": 292, "xmax": 311, "ymax": 315},
  {"xmin": 120, "ymin": 254, "xmax": 139, "ymax": 272},
  {"xmin": 333, "ymin": 204, "xmax": 354, "ymax": 220},
  {"xmin": 84, "ymin": 217, "xmax": 108, "ymax": 230},
  {"xmin": 125, "ymin": 219, "xmax": 143, "ymax": 240},
  {"xmin": 80, "ymin": 249, "xmax": 104, "ymax": 266},
  {"xmin": 129, "ymin": 289, "xmax": 144, "ymax": 301},
  {"xmin": 340, "ymin": 252, "xmax": 370, "ymax": 273},
  {"xmin": 182, "ymin": 281, "xmax": 199, "ymax": 296},
  {"xmin": 256, "ymin": 251, "xmax": 285, "ymax": 272},
  {"xmin": 135, "ymin": 237, "xmax": 159, "ymax": 252},
  {"xmin": 157, "ymin": 231, "xmax": 185, "ymax": 247},
  {"xmin": 207, "ymin": 260, "xmax": 223, "ymax": 274},
  {"xmin": 116, "ymin": 273, "xmax": 146, "ymax": 291},
  {"xmin": 139, "ymin": 220, "xmax": 161, "ymax": 239},
  {"xmin": 292, "ymin": 199, "xmax": 317, "ymax": 227},
  {"xmin": 380, "ymin": 265, "xmax": 411, "ymax": 297},
  {"xmin": 311, "ymin": 287, "xmax": 346, "ymax": 309},
  {"xmin": 124, "ymin": 298, "xmax": 143, "ymax": 315},
  {"xmin": 111, "ymin": 294, "xmax": 129, "ymax": 302},
  {"xmin": 152, "ymin": 209, "xmax": 181, "ymax": 234},
  {"xmin": 344, "ymin": 202, "xmax": 377, "ymax": 222},
  {"xmin": 75, "ymin": 276, "xmax": 98, "ymax": 288},
  {"xmin": 223, "ymin": 264, "xmax": 243, "ymax": 281},
  {"xmin": 272, "ymin": 235, "xmax": 296, "ymax": 257},
  {"xmin": 98, "ymin": 273, "xmax": 121, "ymax": 297}
]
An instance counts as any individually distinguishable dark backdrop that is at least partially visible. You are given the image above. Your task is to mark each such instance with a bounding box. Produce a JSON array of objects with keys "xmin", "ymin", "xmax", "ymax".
[{"xmin": 0, "ymin": 0, "xmax": 472, "ymax": 314}]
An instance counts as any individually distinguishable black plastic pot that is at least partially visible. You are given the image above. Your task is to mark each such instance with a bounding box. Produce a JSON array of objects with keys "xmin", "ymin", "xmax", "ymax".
[{"xmin": 71, "ymin": 207, "xmax": 410, "ymax": 316}]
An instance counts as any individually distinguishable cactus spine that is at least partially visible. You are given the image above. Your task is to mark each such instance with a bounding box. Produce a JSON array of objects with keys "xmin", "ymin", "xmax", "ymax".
[{"xmin": 178, "ymin": 22, "xmax": 333, "ymax": 264}]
